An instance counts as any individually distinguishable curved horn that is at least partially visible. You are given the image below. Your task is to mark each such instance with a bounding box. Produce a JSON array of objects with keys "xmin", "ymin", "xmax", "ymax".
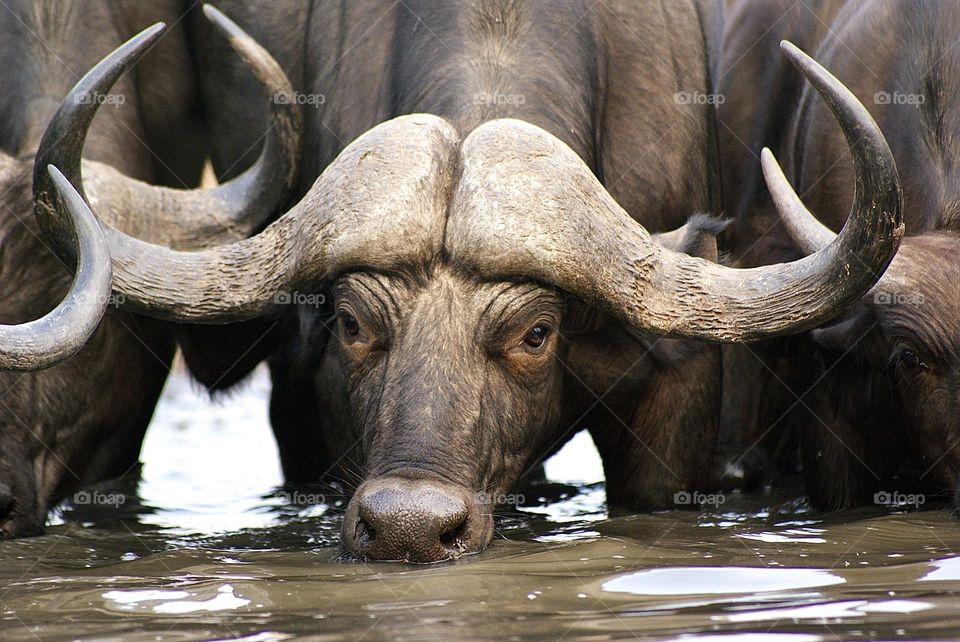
[
  {"xmin": 762, "ymin": 45, "xmax": 908, "ymax": 297},
  {"xmin": 763, "ymin": 148, "xmax": 836, "ymax": 255},
  {"xmin": 44, "ymin": 115, "xmax": 457, "ymax": 322},
  {"xmin": 1, "ymin": 167, "xmax": 111, "ymax": 371},
  {"xmin": 33, "ymin": 5, "xmax": 301, "ymax": 260},
  {"xmin": 445, "ymin": 41, "xmax": 901, "ymax": 343}
]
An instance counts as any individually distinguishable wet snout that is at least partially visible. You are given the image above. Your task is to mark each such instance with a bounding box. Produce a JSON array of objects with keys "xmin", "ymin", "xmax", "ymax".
[{"xmin": 342, "ymin": 473, "xmax": 492, "ymax": 562}]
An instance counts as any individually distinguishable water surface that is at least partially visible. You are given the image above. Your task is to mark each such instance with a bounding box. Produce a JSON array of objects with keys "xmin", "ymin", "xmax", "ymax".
[{"xmin": 2, "ymin": 368, "xmax": 959, "ymax": 640}]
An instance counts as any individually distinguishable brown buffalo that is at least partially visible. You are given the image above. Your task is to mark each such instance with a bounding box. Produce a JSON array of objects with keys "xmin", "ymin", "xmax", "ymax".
[
  {"xmin": 0, "ymin": 2, "xmax": 298, "ymax": 537},
  {"xmin": 719, "ymin": 0, "xmax": 960, "ymax": 508},
  {"xmin": 43, "ymin": 1, "xmax": 901, "ymax": 562}
]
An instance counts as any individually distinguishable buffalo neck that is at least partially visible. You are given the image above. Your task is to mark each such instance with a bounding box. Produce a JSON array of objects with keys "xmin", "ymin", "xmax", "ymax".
[{"xmin": 388, "ymin": 0, "xmax": 599, "ymax": 169}]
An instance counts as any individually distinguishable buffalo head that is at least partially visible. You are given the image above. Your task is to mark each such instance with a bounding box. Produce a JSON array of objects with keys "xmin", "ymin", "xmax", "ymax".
[{"xmin": 774, "ymin": 156, "xmax": 960, "ymax": 505}]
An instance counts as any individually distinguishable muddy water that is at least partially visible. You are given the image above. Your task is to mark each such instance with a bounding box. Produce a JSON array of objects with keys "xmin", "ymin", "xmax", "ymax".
[{"xmin": 3, "ymin": 368, "xmax": 960, "ymax": 640}]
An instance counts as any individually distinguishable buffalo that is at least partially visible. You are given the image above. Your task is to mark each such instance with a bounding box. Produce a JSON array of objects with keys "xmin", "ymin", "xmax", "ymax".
[
  {"xmin": 0, "ymin": 1, "xmax": 298, "ymax": 537},
  {"xmin": 719, "ymin": 0, "xmax": 960, "ymax": 508},
  {"xmin": 33, "ymin": 1, "xmax": 905, "ymax": 562}
]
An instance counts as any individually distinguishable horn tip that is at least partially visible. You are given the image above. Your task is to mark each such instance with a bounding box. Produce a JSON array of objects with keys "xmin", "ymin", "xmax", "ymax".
[
  {"xmin": 759, "ymin": 147, "xmax": 778, "ymax": 175},
  {"xmin": 779, "ymin": 40, "xmax": 811, "ymax": 67},
  {"xmin": 202, "ymin": 4, "xmax": 222, "ymax": 20},
  {"xmin": 135, "ymin": 22, "xmax": 167, "ymax": 48},
  {"xmin": 203, "ymin": 4, "xmax": 242, "ymax": 40}
]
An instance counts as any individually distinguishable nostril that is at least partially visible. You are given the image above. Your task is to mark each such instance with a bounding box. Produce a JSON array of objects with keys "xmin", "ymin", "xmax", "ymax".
[
  {"xmin": 439, "ymin": 515, "xmax": 469, "ymax": 552},
  {"xmin": 355, "ymin": 518, "xmax": 376, "ymax": 545}
]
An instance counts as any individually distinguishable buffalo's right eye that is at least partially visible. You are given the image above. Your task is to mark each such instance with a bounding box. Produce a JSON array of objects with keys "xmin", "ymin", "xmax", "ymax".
[
  {"xmin": 522, "ymin": 325, "xmax": 551, "ymax": 352},
  {"xmin": 899, "ymin": 349, "xmax": 922, "ymax": 370},
  {"xmin": 340, "ymin": 312, "xmax": 361, "ymax": 338}
]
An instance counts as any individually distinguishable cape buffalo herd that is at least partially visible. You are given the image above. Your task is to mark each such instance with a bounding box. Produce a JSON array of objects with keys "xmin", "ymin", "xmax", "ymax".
[
  {"xmin": 719, "ymin": 0, "xmax": 960, "ymax": 510},
  {"xmin": 0, "ymin": 0, "xmax": 948, "ymax": 564}
]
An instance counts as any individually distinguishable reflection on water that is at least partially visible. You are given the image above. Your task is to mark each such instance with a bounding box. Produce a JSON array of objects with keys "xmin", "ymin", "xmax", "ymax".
[
  {"xmin": 601, "ymin": 567, "xmax": 846, "ymax": 595},
  {"xmin": 3, "ymin": 368, "xmax": 960, "ymax": 640}
]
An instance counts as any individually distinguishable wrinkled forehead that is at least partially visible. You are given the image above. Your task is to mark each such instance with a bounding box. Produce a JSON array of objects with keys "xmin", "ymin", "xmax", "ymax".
[
  {"xmin": 877, "ymin": 236, "xmax": 960, "ymax": 302},
  {"xmin": 335, "ymin": 267, "xmax": 563, "ymax": 318},
  {"xmin": 873, "ymin": 235, "xmax": 960, "ymax": 358}
]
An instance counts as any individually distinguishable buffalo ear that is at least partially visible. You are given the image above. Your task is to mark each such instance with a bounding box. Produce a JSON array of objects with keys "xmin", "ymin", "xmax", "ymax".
[
  {"xmin": 810, "ymin": 304, "xmax": 876, "ymax": 353},
  {"xmin": 652, "ymin": 214, "xmax": 730, "ymax": 262}
]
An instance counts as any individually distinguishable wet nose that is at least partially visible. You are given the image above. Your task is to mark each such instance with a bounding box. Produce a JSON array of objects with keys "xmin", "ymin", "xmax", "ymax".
[{"xmin": 342, "ymin": 475, "xmax": 487, "ymax": 562}]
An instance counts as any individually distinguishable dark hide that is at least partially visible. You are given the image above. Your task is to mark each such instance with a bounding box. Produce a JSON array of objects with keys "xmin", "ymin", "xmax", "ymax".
[{"xmin": 718, "ymin": 0, "xmax": 960, "ymax": 507}]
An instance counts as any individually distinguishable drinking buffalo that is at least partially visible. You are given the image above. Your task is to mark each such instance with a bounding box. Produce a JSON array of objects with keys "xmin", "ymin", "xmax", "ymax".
[
  {"xmin": 719, "ymin": 0, "xmax": 960, "ymax": 508},
  {"xmin": 43, "ymin": 2, "xmax": 901, "ymax": 561},
  {"xmin": 0, "ymin": 2, "xmax": 299, "ymax": 537}
]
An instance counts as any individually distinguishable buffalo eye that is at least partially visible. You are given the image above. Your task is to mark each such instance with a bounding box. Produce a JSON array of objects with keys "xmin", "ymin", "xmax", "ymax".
[
  {"xmin": 899, "ymin": 349, "xmax": 923, "ymax": 370},
  {"xmin": 523, "ymin": 325, "xmax": 551, "ymax": 352},
  {"xmin": 340, "ymin": 311, "xmax": 361, "ymax": 338}
]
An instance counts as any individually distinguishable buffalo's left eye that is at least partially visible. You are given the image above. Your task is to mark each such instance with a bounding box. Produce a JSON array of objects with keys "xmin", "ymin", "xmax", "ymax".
[
  {"xmin": 899, "ymin": 349, "xmax": 923, "ymax": 370},
  {"xmin": 340, "ymin": 312, "xmax": 361, "ymax": 338},
  {"xmin": 523, "ymin": 325, "xmax": 550, "ymax": 351}
]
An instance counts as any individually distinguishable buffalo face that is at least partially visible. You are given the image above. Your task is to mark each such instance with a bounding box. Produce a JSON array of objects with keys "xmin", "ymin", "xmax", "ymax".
[
  {"xmin": 802, "ymin": 236, "xmax": 960, "ymax": 504},
  {"xmin": 326, "ymin": 269, "xmax": 567, "ymax": 561}
]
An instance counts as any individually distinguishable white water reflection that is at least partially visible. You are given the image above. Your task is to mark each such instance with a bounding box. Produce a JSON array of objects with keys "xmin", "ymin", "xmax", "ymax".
[
  {"xmin": 103, "ymin": 584, "xmax": 250, "ymax": 614},
  {"xmin": 718, "ymin": 598, "xmax": 931, "ymax": 623},
  {"xmin": 602, "ymin": 567, "xmax": 845, "ymax": 596},
  {"xmin": 670, "ymin": 633, "xmax": 824, "ymax": 642},
  {"xmin": 139, "ymin": 366, "xmax": 283, "ymax": 533},
  {"xmin": 921, "ymin": 556, "xmax": 960, "ymax": 581},
  {"xmin": 737, "ymin": 528, "xmax": 827, "ymax": 544},
  {"xmin": 543, "ymin": 430, "xmax": 604, "ymax": 484}
]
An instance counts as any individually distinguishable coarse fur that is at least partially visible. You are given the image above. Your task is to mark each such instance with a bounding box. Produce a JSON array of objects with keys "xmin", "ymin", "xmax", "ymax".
[{"xmin": 718, "ymin": 0, "xmax": 960, "ymax": 507}]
